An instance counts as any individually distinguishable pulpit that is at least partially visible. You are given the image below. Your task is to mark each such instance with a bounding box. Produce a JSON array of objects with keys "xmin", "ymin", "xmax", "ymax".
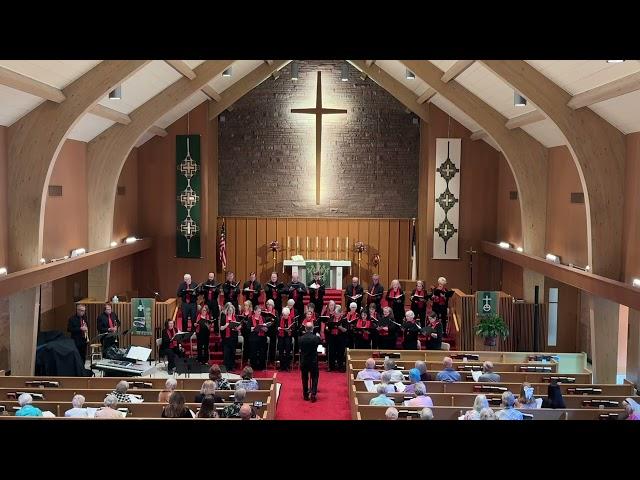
[{"xmin": 283, "ymin": 260, "xmax": 351, "ymax": 289}]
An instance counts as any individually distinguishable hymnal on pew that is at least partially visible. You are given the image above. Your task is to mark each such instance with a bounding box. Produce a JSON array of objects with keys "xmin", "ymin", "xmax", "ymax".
[{"xmin": 25, "ymin": 380, "xmax": 59, "ymax": 388}]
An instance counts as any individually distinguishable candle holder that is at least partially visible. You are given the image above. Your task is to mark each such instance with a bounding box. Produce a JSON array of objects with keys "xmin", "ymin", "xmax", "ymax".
[
  {"xmin": 270, "ymin": 240, "xmax": 281, "ymax": 272},
  {"xmin": 354, "ymin": 241, "xmax": 367, "ymax": 279}
]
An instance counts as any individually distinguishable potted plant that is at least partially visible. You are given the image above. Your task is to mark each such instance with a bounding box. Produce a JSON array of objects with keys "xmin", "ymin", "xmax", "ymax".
[{"xmin": 474, "ymin": 313, "xmax": 509, "ymax": 346}]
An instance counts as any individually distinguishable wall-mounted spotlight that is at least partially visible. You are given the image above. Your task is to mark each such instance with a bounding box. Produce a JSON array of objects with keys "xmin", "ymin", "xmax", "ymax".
[
  {"xmin": 607, "ymin": 60, "xmax": 625, "ymax": 63},
  {"xmin": 70, "ymin": 248, "xmax": 86, "ymax": 258},
  {"xmin": 39, "ymin": 258, "xmax": 46, "ymax": 264},
  {"xmin": 516, "ymin": 247, "xmax": 524, "ymax": 253},
  {"xmin": 110, "ymin": 241, "xmax": 118, "ymax": 247},
  {"xmin": 222, "ymin": 67, "xmax": 232, "ymax": 77},
  {"xmin": 632, "ymin": 278, "xmax": 640, "ymax": 288},
  {"xmin": 406, "ymin": 69, "xmax": 415, "ymax": 80},
  {"xmin": 124, "ymin": 236, "xmax": 138, "ymax": 244},
  {"xmin": 341, "ymin": 64, "xmax": 349, "ymax": 82},
  {"xmin": 498, "ymin": 241, "xmax": 511, "ymax": 249},
  {"xmin": 109, "ymin": 86, "xmax": 122, "ymax": 100},
  {"xmin": 291, "ymin": 62, "xmax": 299, "ymax": 81},
  {"xmin": 514, "ymin": 91, "xmax": 527, "ymax": 107},
  {"xmin": 0, "ymin": 267, "xmax": 7, "ymax": 276},
  {"xmin": 545, "ymin": 253, "xmax": 561, "ymax": 263}
]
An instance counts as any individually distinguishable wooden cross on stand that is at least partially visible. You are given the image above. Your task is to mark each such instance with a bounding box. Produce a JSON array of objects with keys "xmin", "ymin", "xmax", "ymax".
[{"xmin": 291, "ymin": 71, "xmax": 347, "ymax": 205}]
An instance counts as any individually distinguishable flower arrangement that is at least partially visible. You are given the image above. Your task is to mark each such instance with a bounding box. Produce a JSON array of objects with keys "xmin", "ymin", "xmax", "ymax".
[
  {"xmin": 354, "ymin": 241, "xmax": 367, "ymax": 254},
  {"xmin": 269, "ymin": 240, "xmax": 281, "ymax": 252}
]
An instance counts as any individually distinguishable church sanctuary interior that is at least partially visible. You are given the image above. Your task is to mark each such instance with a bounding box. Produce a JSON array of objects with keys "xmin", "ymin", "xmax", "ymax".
[{"xmin": 1, "ymin": 58, "xmax": 640, "ymax": 423}]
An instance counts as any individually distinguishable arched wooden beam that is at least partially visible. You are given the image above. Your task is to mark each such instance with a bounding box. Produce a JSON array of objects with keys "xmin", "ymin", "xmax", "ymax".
[{"xmin": 481, "ymin": 60, "xmax": 626, "ymax": 279}]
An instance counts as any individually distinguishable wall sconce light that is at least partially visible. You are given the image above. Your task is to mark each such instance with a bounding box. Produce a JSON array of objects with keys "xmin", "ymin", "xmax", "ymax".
[
  {"xmin": 0, "ymin": 267, "xmax": 7, "ymax": 276},
  {"xmin": 124, "ymin": 236, "xmax": 138, "ymax": 244},
  {"xmin": 545, "ymin": 253, "xmax": 561, "ymax": 263},
  {"xmin": 498, "ymin": 241, "xmax": 511, "ymax": 249},
  {"xmin": 607, "ymin": 60, "xmax": 625, "ymax": 63},
  {"xmin": 110, "ymin": 241, "xmax": 118, "ymax": 247},
  {"xmin": 222, "ymin": 67, "xmax": 232, "ymax": 77},
  {"xmin": 70, "ymin": 248, "xmax": 86, "ymax": 258},
  {"xmin": 516, "ymin": 247, "xmax": 524, "ymax": 252},
  {"xmin": 632, "ymin": 278, "xmax": 640, "ymax": 288},
  {"xmin": 39, "ymin": 258, "xmax": 46, "ymax": 264}
]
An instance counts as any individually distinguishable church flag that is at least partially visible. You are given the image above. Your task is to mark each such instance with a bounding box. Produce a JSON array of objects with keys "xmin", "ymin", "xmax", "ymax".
[
  {"xmin": 176, "ymin": 135, "xmax": 202, "ymax": 258},
  {"xmin": 411, "ymin": 218, "xmax": 417, "ymax": 280},
  {"xmin": 219, "ymin": 219, "xmax": 227, "ymax": 272},
  {"xmin": 433, "ymin": 138, "xmax": 461, "ymax": 259}
]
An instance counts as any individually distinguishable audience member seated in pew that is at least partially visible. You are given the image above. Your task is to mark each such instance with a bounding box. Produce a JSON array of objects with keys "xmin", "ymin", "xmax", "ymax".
[
  {"xmin": 496, "ymin": 391, "xmax": 524, "ymax": 420},
  {"xmin": 380, "ymin": 371, "xmax": 396, "ymax": 393},
  {"xmin": 370, "ymin": 384, "xmax": 396, "ymax": 406},
  {"xmin": 420, "ymin": 408, "xmax": 434, "ymax": 420},
  {"xmin": 436, "ymin": 357, "xmax": 461, "ymax": 383},
  {"xmin": 515, "ymin": 382, "xmax": 541, "ymax": 409},
  {"xmin": 385, "ymin": 407, "xmax": 399, "ymax": 420},
  {"xmin": 195, "ymin": 380, "xmax": 222, "ymax": 403},
  {"xmin": 415, "ymin": 361, "xmax": 433, "ymax": 382},
  {"xmin": 95, "ymin": 394, "xmax": 123, "ymax": 418},
  {"xmin": 383, "ymin": 358, "xmax": 405, "ymax": 383},
  {"xmin": 158, "ymin": 378, "xmax": 177, "ymax": 403},
  {"xmin": 209, "ymin": 364, "xmax": 231, "ymax": 390},
  {"xmin": 235, "ymin": 366, "xmax": 259, "ymax": 391},
  {"xmin": 111, "ymin": 381, "xmax": 132, "ymax": 403},
  {"xmin": 478, "ymin": 361, "xmax": 501, "ymax": 383},
  {"xmin": 404, "ymin": 369, "xmax": 422, "ymax": 394},
  {"xmin": 220, "ymin": 388, "xmax": 255, "ymax": 418},
  {"xmin": 65, "ymin": 394, "xmax": 88, "ymax": 417},
  {"xmin": 197, "ymin": 396, "xmax": 219, "ymax": 418},
  {"xmin": 162, "ymin": 392, "xmax": 195, "ymax": 418},
  {"xmin": 462, "ymin": 394, "xmax": 489, "ymax": 420},
  {"xmin": 541, "ymin": 382, "xmax": 566, "ymax": 409},
  {"xmin": 623, "ymin": 398, "xmax": 640, "ymax": 420},
  {"xmin": 479, "ymin": 407, "xmax": 497, "ymax": 420},
  {"xmin": 239, "ymin": 404, "xmax": 255, "ymax": 420},
  {"xmin": 404, "ymin": 382, "xmax": 433, "ymax": 408},
  {"xmin": 15, "ymin": 393, "xmax": 43, "ymax": 417},
  {"xmin": 357, "ymin": 358, "xmax": 382, "ymax": 381}
]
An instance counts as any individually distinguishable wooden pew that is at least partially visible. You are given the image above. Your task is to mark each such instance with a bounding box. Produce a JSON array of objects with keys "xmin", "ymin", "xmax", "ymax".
[
  {"xmin": 0, "ymin": 399, "xmax": 272, "ymax": 419},
  {"xmin": 441, "ymin": 381, "xmax": 635, "ymax": 396},
  {"xmin": 349, "ymin": 359, "xmax": 559, "ymax": 373},
  {"xmin": 354, "ymin": 402, "xmax": 626, "ymax": 420},
  {"xmin": 0, "ymin": 387, "xmax": 271, "ymax": 403}
]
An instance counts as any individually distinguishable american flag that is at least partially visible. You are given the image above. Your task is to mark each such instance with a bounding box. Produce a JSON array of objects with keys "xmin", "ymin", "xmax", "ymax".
[{"xmin": 219, "ymin": 219, "xmax": 227, "ymax": 271}]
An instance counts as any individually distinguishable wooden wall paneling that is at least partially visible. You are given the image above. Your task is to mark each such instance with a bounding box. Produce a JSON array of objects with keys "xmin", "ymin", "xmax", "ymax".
[
  {"xmin": 297, "ymin": 218, "xmax": 308, "ymax": 260},
  {"xmin": 347, "ymin": 220, "xmax": 359, "ymax": 276},
  {"xmin": 236, "ymin": 218, "xmax": 247, "ymax": 281},
  {"xmin": 316, "ymin": 218, "xmax": 328, "ymax": 261},
  {"xmin": 257, "ymin": 218, "xmax": 267, "ymax": 282},
  {"xmin": 226, "ymin": 218, "xmax": 236, "ymax": 276},
  {"xmin": 358, "ymin": 220, "xmax": 370, "ymax": 281},
  {"xmin": 286, "ymin": 218, "xmax": 297, "ymax": 257},
  {"xmin": 327, "ymin": 218, "xmax": 339, "ymax": 261},
  {"xmin": 275, "ymin": 217, "xmax": 286, "ymax": 269},
  {"xmin": 246, "ymin": 218, "xmax": 257, "ymax": 278},
  {"xmin": 398, "ymin": 219, "xmax": 410, "ymax": 280},
  {"xmin": 378, "ymin": 219, "xmax": 390, "ymax": 288},
  {"xmin": 368, "ymin": 219, "xmax": 380, "ymax": 278},
  {"xmin": 388, "ymin": 220, "xmax": 400, "ymax": 283},
  {"xmin": 306, "ymin": 218, "xmax": 318, "ymax": 260}
]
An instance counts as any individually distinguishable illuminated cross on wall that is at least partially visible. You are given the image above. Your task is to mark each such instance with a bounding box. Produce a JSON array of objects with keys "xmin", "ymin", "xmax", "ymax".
[{"xmin": 291, "ymin": 71, "xmax": 347, "ymax": 205}]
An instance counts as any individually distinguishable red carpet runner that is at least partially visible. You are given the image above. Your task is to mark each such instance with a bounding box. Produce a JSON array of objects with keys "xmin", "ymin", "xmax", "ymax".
[{"xmin": 274, "ymin": 370, "xmax": 351, "ymax": 420}]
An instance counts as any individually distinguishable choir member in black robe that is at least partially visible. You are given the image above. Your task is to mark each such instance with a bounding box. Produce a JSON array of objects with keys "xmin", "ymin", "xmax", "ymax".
[
  {"xmin": 353, "ymin": 310, "xmax": 374, "ymax": 349},
  {"xmin": 238, "ymin": 301, "xmax": 254, "ymax": 363},
  {"xmin": 287, "ymin": 272, "xmax": 307, "ymax": 318},
  {"xmin": 308, "ymin": 271, "xmax": 326, "ymax": 315},
  {"xmin": 366, "ymin": 274, "xmax": 384, "ymax": 317},
  {"xmin": 410, "ymin": 280, "xmax": 430, "ymax": 323},
  {"xmin": 264, "ymin": 272, "xmax": 286, "ymax": 313},
  {"xmin": 199, "ymin": 272, "xmax": 221, "ymax": 323},
  {"xmin": 402, "ymin": 310, "xmax": 421, "ymax": 350},
  {"xmin": 177, "ymin": 273, "xmax": 198, "ymax": 330},
  {"xmin": 242, "ymin": 272, "xmax": 262, "ymax": 308},
  {"xmin": 431, "ymin": 276, "xmax": 454, "ymax": 334},
  {"xmin": 385, "ymin": 279, "xmax": 406, "ymax": 322},
  {"xmin": 160, "ymin": 319, "xmax": 184, "ymax": 374},
  {"xmin": 326, "ymin": 305, "xmax": 348, "ymax": 371},
  {"xmin": 222, "ymin": 272, "xmax": 241, "ymax": 311},
  {"xmin": 219, "ymin": 303, "xmax": 240, "ymax": 372},
  {"xmin": 248, "ymin": 305, "xmax": 268, "ymax": 370},
  {"xmin": 367, "ymin": 303, "xmax": 380, "ymax": 349},
  {"xmin": 377, "ymin": 306, "xmax": 399, "ymax": 350},
  {"xmin": 192, "ymin": 305, "xmax": 212, "ymax": 364},
  {"xmin": 276, "ymin": 307, "xmax": 295, "ymax": 371},
  {"xmin": 97, "ymin": 303, "xmax": 121, "ymax": 351},
  {"xmin": 344, "ymin": 302, "xmax": 359, "ymax": 349},
  {"xmin": 345, "ymin": 277, "xmax": 364, "ymax": 313},
  {"xmin": 319, "ymin": 300, "xmax": 337, "ymax": 344},
  {"xmin": 423, "ymin": 313, "xmax": 443, "ymax": 350},
  {"xmin": 263, "ymin": 299, "xmax": 279, "ymax": 364},
  {"xmin": 68, "ymin": 304, "xmax": 89, "ymax": 362}
]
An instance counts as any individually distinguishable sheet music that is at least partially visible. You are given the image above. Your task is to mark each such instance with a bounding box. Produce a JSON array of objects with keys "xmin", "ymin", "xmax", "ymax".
[
  {"xmin": 394, "ymin": 382, "xmax": 406, "ymax": 393},
  {"xmin": 364, "ymin": 380, "xmax": 376, "ymax": 392},
  {"xmin": 317, "ymin": 345, "xmax": 326, "ymax": 355},
  {"xmin": 471, "ymin": 370, "xmax": 483, "ymax": 382}
]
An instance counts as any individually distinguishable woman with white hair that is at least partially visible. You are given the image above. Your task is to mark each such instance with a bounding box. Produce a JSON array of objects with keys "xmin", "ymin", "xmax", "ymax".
[
  {"xmin": 410, "ymin": 280, "xmax": 430, "ymax": 323},
  {"xmin": 345, "ymin": 302, "xmax": 359, "ymax": 349},
  {"xmin": 95, "ymin": 394, "xmax": 122, "ymax": 418},
  {"xmin": 401, "ymin": 310, "xmax": 421, "ymax": 350},
  {"xmin": 463, "ymin": 394, "xmax": 490, "ymax": 420},
  {"xmin": 431, "ymin": 276, "xmax": 454, "ymax": 333},
  {"xmin": 65, "ymin": 394, "xmax": 88, "ymax": 417},
  {"xmin": 405, "ymin": 382, "xmax": 433, "ymax": 408},
  {"xmin": 15, "ymin": 393, "xmax": 43, "ymax": 417},
  {"xmin": 326, "ymin": 304, "xmax": 348, "ymax": 372},
  {"xmin": 370, "ymin": 383, "xmax": 395, "ymax": 406},
  {"xmin": 623, "ymin": 398, "xmax": 640, "ymax": 420},
  {"xmin": 385, "ymin": 407, "xmax": 399, "ymax": 420},
  {"xmin": 385, "ymin": 279, "xmax": 406, "ymax": 323},
  {"xmin": 277, "ymin": 307, "xmax": 295, "ymax": 371},
  {"xmin": 110, "ymin": 380, "xmax": 132, "ymax": 403},
  {"xmin": 158, "ymin": 377, "xmax": 178, "ymax": 403},
  {"xmin": 420, "ymin": 408, "xmax": 434, "ymax": 420},
  {"xmin": 479, "ymin": 407, "xmax": 497, "ymax": 420},
  {"xmin": 220, "ymin": 302, "xmax": 240, "ymax": 373}
]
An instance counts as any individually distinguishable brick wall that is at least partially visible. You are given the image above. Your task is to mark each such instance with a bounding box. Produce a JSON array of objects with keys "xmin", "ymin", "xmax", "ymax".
[{"xmin": 218, "ymin": 60, "xmax": 419, "ymax": 217}]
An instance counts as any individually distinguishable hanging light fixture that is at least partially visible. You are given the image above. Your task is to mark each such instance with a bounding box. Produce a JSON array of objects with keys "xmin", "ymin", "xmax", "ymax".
[
  {"xmin": 406, "ymin": 69, "xmax": 416, "ymax": 80},
  {"xmin": 291, "ymin": 61, "xmax": 299, "ymax": 81},
  {"xmin": 341, "ymin": 64, "xmax": 349, "ymax": 82},
  {"xmin": 514, "ymin": 91, "xmax": 527, "ymax": 107},
  {"xmin": 109, "ymin": 85, "xmax": 122, "ymax": 100}
]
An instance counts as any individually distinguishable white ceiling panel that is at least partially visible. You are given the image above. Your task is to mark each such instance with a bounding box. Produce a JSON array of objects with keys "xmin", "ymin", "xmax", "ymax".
[
  {"xmin": 135, "ymin": 131, "xmax": 156, "ymax": 148},
  {"xmin": 97, "ymin": 60, "xmax": 182, "ymax": 114},
  {"xmin": 374, "ymin": 60, "xmax": 427, "ymax": 95},
  {"xmin": 207, "ymin": 60, "xmax": 264, "ymax": 93},
  {"xmin": 520, "ymin": 117, "xmax": 567, "ymax": 147},
  {"xmin": 67, "ymin": 113, "xmax": 115, "ymax": 142},
  {"xmin": 0, "ymin": 84, "xmax": 45, "ymax": 126},
  {"xmin": 589, "ymin": 89, "xmax": 640, "ymax": 134},
  {"xmin": 183, "ymin": 60, "xmax": 206, "ymax": 69},
  {"xmin": 428, "ymin": 60, "xmax": 458, "ymax": 72},
  {"xmin": 155, "ymin": 91, "xmax": 209, "ymax": 129},
  {"xmin": 0, "ymin": 60, "xmax": 101, "ymax": 89}
]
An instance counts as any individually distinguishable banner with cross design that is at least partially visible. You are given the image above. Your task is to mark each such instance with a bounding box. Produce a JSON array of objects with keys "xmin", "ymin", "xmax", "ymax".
[
  {"xmin": 131, "ymin": 298, "xmax": 154, "ymax": 336},
  {"xmin": 433, "ymin": 138, "xmax": 461, "ymax": 259},
  {"xmin": 475, "ymin": 291, "xmax": 499, "ymax": 317},
  {"xmin": 176, "ymin": 135, "xmax": 201, "ymax": 258}
]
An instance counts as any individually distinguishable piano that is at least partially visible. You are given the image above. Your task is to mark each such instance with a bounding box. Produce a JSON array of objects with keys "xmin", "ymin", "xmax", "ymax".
[{"xmin": 94, "ymin": 359, "xmax": 156, "ymax": 377}]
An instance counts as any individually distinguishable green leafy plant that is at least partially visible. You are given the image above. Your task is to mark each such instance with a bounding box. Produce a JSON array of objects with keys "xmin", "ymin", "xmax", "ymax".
[{"xmin": 474, "ymin": 313, "xmax": 509, "ymax": 339}]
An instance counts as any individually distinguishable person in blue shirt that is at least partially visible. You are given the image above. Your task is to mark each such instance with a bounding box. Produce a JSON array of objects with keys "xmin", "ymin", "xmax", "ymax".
[
  {"xmin": 496, "ymin": 391, "xmax": 524, "ymax": 420},
  {"xmin": 435, "ymin": 356, "xmax": 461, "ymax": 382},
  {"xmin": 15, "ymin": 393, "xmax": 43, "ymax": 417},
  {"xmin": 369, "ymin": 383, "xmax": 396, "ymax": 406}
]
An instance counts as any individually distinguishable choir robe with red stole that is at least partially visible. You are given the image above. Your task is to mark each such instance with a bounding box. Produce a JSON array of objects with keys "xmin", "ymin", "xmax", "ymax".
[
  {"xmin": 326, "ymin": 313, "xmax": 348, "ymax": 371},
  {"xmin": 377, "ymin": 313, "xmax": 399, "ymax": 350},
  {"xmin": 277, "ymin": 311, "xmax": 294, "ymax": 370},
  {"xmin": 431, "ymin": 286, "xmax": 454, "ymax": 333},
  {"xmin": 410, "ymin": 287, "xmax": 431, "ymax": 323},
  {"xmin": 248, "ymin": 313, "xmax": 267, "ymax": 370},
  {"xmin": 386, "ymin": 286, "xmax": 406, "ymax": 322},
  {"xmin": 264, "ymin": 281, "xmax": 286, "ymax": 313},
  {"xmin": 354, "ymin": 316, "xmax": 374, "ymax": 349}
]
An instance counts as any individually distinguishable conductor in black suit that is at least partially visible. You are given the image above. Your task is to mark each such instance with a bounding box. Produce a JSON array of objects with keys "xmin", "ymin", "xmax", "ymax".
[{"xmin": 299, "ymin": 322, "xmax": 321, "ymax": 402}]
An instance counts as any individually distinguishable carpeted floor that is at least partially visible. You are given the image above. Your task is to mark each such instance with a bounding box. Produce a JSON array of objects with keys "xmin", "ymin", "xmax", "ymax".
[{"xmin": 273, "ymin": 370, "xmax": 351, "ymax": 420}]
